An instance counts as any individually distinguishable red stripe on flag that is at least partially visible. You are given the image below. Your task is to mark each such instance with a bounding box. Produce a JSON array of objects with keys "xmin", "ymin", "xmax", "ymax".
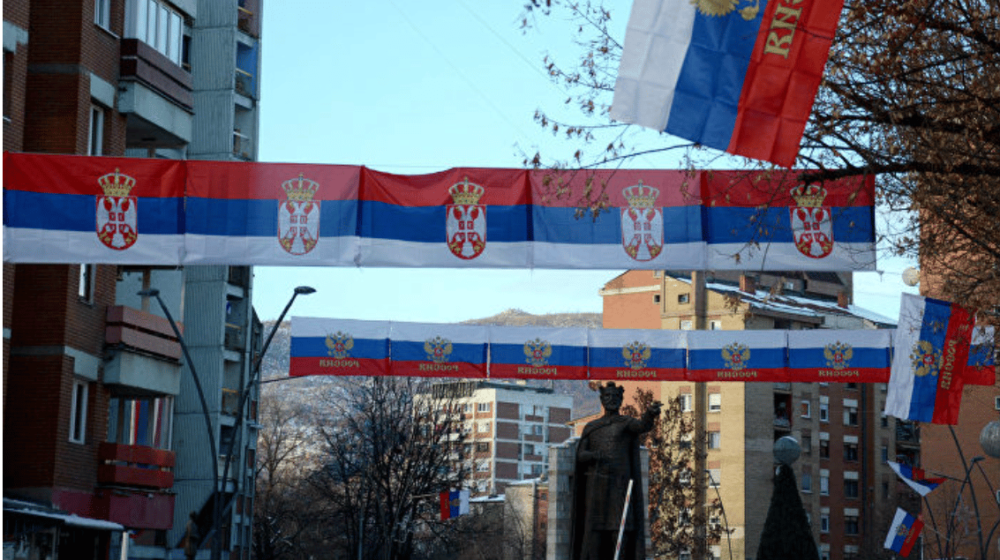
[
  {"xmin": 288, "ymin": 357, "xmax": 390, "ymax": 377},
  {"xmin": 440, "ymin": 492, "xmax": 450, "ymax": 520},
  {"xmin": 931, "ymin": 303, "xmax": 973, "ymax": 425},
  {"xmin": 900, "ymin": 517, "xmax": 923, "ymax": 557}
]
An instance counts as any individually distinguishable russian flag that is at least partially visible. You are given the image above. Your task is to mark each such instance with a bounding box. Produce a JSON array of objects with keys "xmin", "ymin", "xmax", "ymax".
[
  {"xmin": 687, "ymin": 330, "xmax": 788, "ymax": 382},
  {"xmin": 885, "ymin": 294, "xmax": 974, "ymax": 425},
  {"xmin": 884, "ymin": 508, "xmax": 923, "ymax": 557},
  {"xmin": 610, "ymin": 0, "xmax": 844, "ymax": 167},
  {"xmin": 588, "ymin": 328, "xmax": 686, "ymax": 381},
  {"xmin": 488, "ymin": 325, "xmax": 589, "ymax": 380},
  {"xmin": 888, "ymin": 461, "xmax": 945, "ymax": 497},
  {"xmin": 289, "ymin": 317, "xmax": 390, "ymax": 377},
  {"xmin": 966, "ymin": 325, "xmax": 997, "ymax": 386},
  {"xmin": 184, "ymin": 160, "xmax": 360, "ymax": 266},
  {"xmin": 3, "ymin": 153, "xmax": 186, "ymax": 264},
  {"xmin": 440, "ymin": 489, "xmax": 470, "ymax": 520},
  {"xmin": 389, "ymin": 322, "xmax": 488, "ymax": 379},
  {"xmin": 787, "ymin": 329, "xmax": 891, "ymax": 383}
]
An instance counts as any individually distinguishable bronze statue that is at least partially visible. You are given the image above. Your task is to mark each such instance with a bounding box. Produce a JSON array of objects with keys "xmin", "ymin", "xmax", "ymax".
[{"xmin": 572, "ymin": 383, "xmax": 661, "ymax": 560}]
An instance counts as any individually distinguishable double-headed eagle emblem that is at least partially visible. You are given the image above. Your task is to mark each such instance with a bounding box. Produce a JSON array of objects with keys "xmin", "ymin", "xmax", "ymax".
[
  {"xmin": 325, "ymin": 331, "xmax": 354, "ymax": 359},
  {"xmin": 425, "ymin": 336, "xmax": 453, "ymax": 363},
  {"xmin": 524, "ymin": 338, "xmax": 552, "ymax": 367},
  {"xmin": 622, "ymin": 341, "xmax": 652, "ymax": 370},
  {"xmin": 693, "ymin": 0, "xmax": 760, "ymax": 20},
  {"xmin": 721, "ymin": 342, "xmax": 750, "ymax": 371},
  {"xmin": 910, "ymin": 340, "xmax": 942, "ymax": 377},
  {"xmin": 823, "ymin": 342, "xmax": 853, "ymax": 371}
]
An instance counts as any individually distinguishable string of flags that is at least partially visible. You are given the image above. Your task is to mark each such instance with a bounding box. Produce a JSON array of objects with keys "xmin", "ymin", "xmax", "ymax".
[{"xmin": 3, "ymin": 153, "xmax": 876, "ymax": 271}]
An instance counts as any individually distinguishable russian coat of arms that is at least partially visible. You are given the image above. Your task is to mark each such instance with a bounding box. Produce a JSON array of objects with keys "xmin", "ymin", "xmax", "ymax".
[
  {"xmin": 325, "ymin": 331, "xmax": 354, "ymax": 359},
  {"xmin": 446, "ymin": 178, "xmax": 486, "ymax": 260},
  {"xmin": 823, "ymin": 341, "xmax": 853, "ymax": 370},
  {"xmin": 96, "ymin": 168, "xmax": 138, "ymax": 251},
  {"xmin": 789, "ymin": 184, "xmax": 834, "ymax": 259},
  {"xmin": 721, "ymin": 342, "xmax": 750, "ymax": 371},
  {"xmin": 524, "ymin": 338, "xmax": 552, "ymax": 367},
  {"xmin": 622, "ymin": 341, "xmax": 652, "ymax": 370},
  {"xmin": 621, "ymin": 182, "xmax": 663, "ymax": 262},
  {"xmin": 910, "ymin": 340, "xmax": 942, "ymax": 377},
  {"xmin": 278, "ymin": 174, "xmax": 321, "ymax": 255},
  {"xmin": 425, "ymin": 336, "xmax": 454, "ymax": 363}
]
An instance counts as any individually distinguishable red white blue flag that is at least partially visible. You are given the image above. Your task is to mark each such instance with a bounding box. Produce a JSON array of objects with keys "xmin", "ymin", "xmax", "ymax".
[
  {"xmin": 885, "ymin": 294, "xmax": 974, "ymax": 425},
  {"xmin": 289, "ymin": 317, "xmax": 390, "ymax": 377},
  {"xmin": 439, "ymin": 490, "xmax": 470, "ymax": 520},
  {"xmin": 787, "ymin": 329, "xmax": 891, "ymax": 383},
  {"xmin": 388, "ymin": 322, "xmax": 488, "ymax": 379},
  {"xmin": 884, "ymin": 508, "xmax": 923, "ymax": 557},
  {"xmin": 611, "ymin": 0, "xmax": 844, "ymax": 167},
  {"xmin": 488, "ymin": 325, "xmax": 589, "ymax": 380},
  {"xmin": 687, "ymin": 330, "xmax": 788, "ymax": 382},
  {"xmin": 887, "ymin": 461, "xmax": 945, "ymax": 497},
  {"xmin": 588, "ymin": 328, "xmax": 686, "ymax": 381}
]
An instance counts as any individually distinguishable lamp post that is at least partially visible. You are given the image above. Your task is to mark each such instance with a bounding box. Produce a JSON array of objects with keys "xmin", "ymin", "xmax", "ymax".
[{"xmin": 139, "ymin": 285, "xmax": 314, "ymax": 560}]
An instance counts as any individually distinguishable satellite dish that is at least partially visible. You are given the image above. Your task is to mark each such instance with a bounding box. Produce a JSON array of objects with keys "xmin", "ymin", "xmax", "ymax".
[{"xmin": 902, "ymin": 267, "xmax": 920, "ymax": 287}]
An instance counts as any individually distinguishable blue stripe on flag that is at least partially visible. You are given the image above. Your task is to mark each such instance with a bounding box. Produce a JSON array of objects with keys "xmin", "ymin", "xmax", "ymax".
[
  {"xmin": 788, "ymin": 347, "xmax": 890, "ymax": 369},
  {"xmin": 359, "ymin": 201, "xmax": 530, "ymax": 242},
  {"xmin": 703, "ymin": 207, "xmax": 874, "ymax": 244},
  {"xmin": 186, "ymin": 198, "xmax": 358, "ymax": 237},
  {"xmin": 391, "ymin": 341, "xmax": 487, "ymax": 365},
  {"xmin": 688, "ymin": 347, "xmax": 785, "ymax": 370},
  {"xmin": 290, "ymin": 337, "xmax": 389, "ymax": 360},
  {"xmin": 4, "ymin": 190, "xmax": 184, "ymax": 234},
  {"xmin": 532, "ymin": 206, "xmax": 701, "ymax": 245},
  {"xmin": 491, "ymin": 343, "xmax": 588, "ymax": 367},
  {"xmin": 589, "ymin": 346, "xmax": 686, "ymax": 369},
  {"xmin": 909, "ymin": 298, "xmax": 952, "ymax": 422}
]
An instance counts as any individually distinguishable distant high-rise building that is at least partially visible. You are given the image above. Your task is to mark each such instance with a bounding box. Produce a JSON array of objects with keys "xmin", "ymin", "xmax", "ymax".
[{"xmin": 600, "ymin": 270, "xmax": 908, "ymax": 560}]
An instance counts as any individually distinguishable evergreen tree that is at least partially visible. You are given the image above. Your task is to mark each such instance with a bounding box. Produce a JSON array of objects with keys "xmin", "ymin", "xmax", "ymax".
[{"xmin": 756, "ymin": 464, "xmax": 819, "ymax": 560}]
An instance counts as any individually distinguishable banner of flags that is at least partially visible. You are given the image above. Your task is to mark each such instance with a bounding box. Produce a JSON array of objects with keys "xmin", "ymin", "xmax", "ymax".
[
  {"xmin": 611, "ymin": 0, "xmax": 844, "ymax": 167},
  {"xmin": 3, "ymin": 153, "xmax": 876, "ymax": 271},
  {"xmin": 289, "ymin": 317, "xmax": 996, "ymax": 384}
]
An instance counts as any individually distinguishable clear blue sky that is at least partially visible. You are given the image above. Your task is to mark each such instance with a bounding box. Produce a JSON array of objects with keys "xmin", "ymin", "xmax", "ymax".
[{"xmin": 251, "ymin": 0, "xmax": 917, "ymax": 323}]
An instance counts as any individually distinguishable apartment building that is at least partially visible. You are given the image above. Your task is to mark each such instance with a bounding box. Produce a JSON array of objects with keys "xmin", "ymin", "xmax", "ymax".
[
  {"xmin": 431, "ymin": 381, "xmax": 573, "ymax": 496},
  {"xmin": 2, "ymin": 1, "xmax": 264, "ymax": 558},
  {"xmin": 600, "ymin": 270, "xmax": 911, "ymax": 560}
]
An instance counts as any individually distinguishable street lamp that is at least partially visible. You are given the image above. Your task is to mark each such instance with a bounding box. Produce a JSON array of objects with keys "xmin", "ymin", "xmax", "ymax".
[{"xmin": 139, "ymin": 285, "xmax": 314, "ymax": 560}]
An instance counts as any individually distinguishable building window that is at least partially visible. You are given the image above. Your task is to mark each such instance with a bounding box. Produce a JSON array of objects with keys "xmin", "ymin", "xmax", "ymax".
[
  {"xmin": 462, "ymin": 403, "xmax": 472, "ymax": 413},
  {"xmin": 678, "ymin": 293, "xmax": 690, "ymax": 304},
  {"xmin": 680, "ymin": 393, "xmax": 693, "ymax": 412},
  {"xmin": 881, "ymin": 413, "xmax": 889, "ymax": 428},
  {"xmin": 70, "ymin": 380, "xmax": 89, "ymax": 444},
  {"xmin": 707, "ymin": 469, "xmax": 721, "ymax": 487},
  {"xmin": 3, "ymin": 50, "xmax": 12, "ymax": 120},
  {"xmin": 846, "ymin": 382, "xmax": 859, "ymax": 390},
  {"xmin": 820, "ymin": 474, "xmax": 829, "ymax": 495},
  {"xmin": 800, "ymin": 400, "xmax": 811, "ymax": 418},
  {"xmin": 679, "ymin": 469, "xmax": 692, "ymax": 486},
  {"xmin": 476, "ymin": 442, "xmax": 489, "ymax": 452},
  {"xmin": 844, "ymin": 406, "xmax": 859, "ymax": 426},
  {"xmin": 477, "ymin": 402, "xmax": 490, "ymax": 413},
  {"xmin": 679, "ymin": 550, "xmax": 692, "ymax": 560},
  {"xmin": 819, "ymin": 403, "xmax": 829, "ymax": 422},
  {"xmin": 802, "ymin": 434, "xmax": 812, "ymax": 455},
  {"xmin": 653, "ymin": 294, "xmax": 661, "ymax": 303},
  {"xmin": 708, "ymin": 393, "xmax": 721, "ymax": 412},
  {"xmin": 881, "ymin": 445, "xmax": 889, "ymax": 463},
  {"xmin": 709, "ymin": 320, "xmax": 722, "ymax": 330},
  {"xmin": 478, "ymin": 422, "xmax": 490, "ymax": 433},
  {"xmin": 708, "ymin": 431, "xmax": 721, "ymax": 449},
  {"xmin": 820, "ymin": 514, "xmax": 829, "ymax": 533},
  {"xmin": 882, "ymin": 480, "xmax": 890, "ymax": 498},
  {"xmin": 680, "ymin": 320, "xmax": 693, "ymax": 330},
  {"xmin": 477, "ymin": 461, "xmax": 490, "ymax": 472},
  {"xmin": 994, "ymin": 396, "xmax": 1000, "ymax": 410},
  {"xmin": 95, "ymin": 0, "xmax": 111, "ymax": 28},
  {"xmin": 844, "ymin": 479, "xmax": 859, "ymax": 498},
  {"xmin": 88, "ymin": 106, "xmax": 105, "ymax": 156},
  {"xmin": 801, "ymin": 473, "xmax": 812, "ymax": 493},
  {"xmin": 819, "ymin": 440, "xmax": 830, "ymax": 459},
  {"xmin": 78, "ymin": 264, "xmax": 95, "ymax": 302},
  {"xmin": 844, "ymin": 442, "xmax": 858, "ymax": 462},
  {"xmin": 126, "ymin": 0, "xmax": 185, "ymax": 66},
  {"xmin": 844, "ymin": 516, "xmax": 859, "ymax": 535}
]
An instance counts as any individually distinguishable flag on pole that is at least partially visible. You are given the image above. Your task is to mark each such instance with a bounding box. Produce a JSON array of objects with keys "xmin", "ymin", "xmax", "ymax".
[
  {"xmin": 884, "ymin": 508, "xmax": 923, "ymax": 557},
  {"xmin": 887, "ymin": 462, "xmax": 945, "ymax": 497},
  {"xmin": 439, "ymin": 490, "xmax": 470, "ymax": 520},
  {"xmin": 610, "ymin": 0, "xmax": 845, "ymax": 166},
  {"xmin": 885, "ymin": 293, "xmax": 975, "ymax": 425},
  {"xmin": 966, "ymin": 325, "xmax": 997, "ymax": 386}
]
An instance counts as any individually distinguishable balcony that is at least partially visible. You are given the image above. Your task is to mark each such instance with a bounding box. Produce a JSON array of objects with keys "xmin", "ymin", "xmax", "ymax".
[
  {"xmin": 118, "ymin": 39, "xmax": 193, "ymax": 148},
  {"xmin": 104, "ymin": 306, "xmax": 182, "ymax": 396},
  {"xmin": 896, "ymin": 422, "xmax": 920, "ymax": 446},
  {"xmin": 225, "ymin": 323, "xmax": 245, "ymax": 352},
  {"xmin": 97, "ymin": 442, "xmax": 175, "ymax": 489},
  {"xmin": 232, "ymin": 130, "xmax": 252, "ymax": 161},
  {"xmin": 237, "ymin": 1, "xmax": 260, "ymax": 38},
  {"xmin": 222, "ymin": 388, "xmax": 240, "ymax": 416}
]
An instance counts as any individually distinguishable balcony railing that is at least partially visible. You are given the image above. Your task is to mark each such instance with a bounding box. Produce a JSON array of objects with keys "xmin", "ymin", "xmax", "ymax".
[
  {"xmin": 237, "ymin": 6, "xmax": 259, "ymax": 37},
  {"xmin": 232, "ymin": 130, "xmax": 252, "ymax": 161},
  {"xmin": 98, "ymin": 442, "xmax": 175, "ymax": 490},
  {"xmin": 225, "ymin": 322, "xmax": 245, "ymax": 351},
  {"xmin": 222, "ymin": 388, "xmax": 240, "ymax": 416},
  {"xmin": 235, "ymin": 68, "xmax": 254, "ymax": 97}
]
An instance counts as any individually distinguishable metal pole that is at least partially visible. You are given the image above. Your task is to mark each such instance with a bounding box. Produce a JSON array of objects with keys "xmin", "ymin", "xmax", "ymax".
[
  {"xmin": 139, "ymin": 289, "xmax": 221, "ymax": 560},
  {"xmin": 614, "ymin": 479, "xmax": 634, "ymax": 560}
]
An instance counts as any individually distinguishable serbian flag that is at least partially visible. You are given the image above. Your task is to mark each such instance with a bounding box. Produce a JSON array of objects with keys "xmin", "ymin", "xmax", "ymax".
[
  {"xmin": 588, "ymin": 328, "xmax": 686, "ymax": 381},
  {"xmin": 184, "ymin": 161, "xmax": 360, "ymax": 265},
  {"xmin": 357, "ymin": 167, "xmax": 531, "ymax": 268},
  {"xmin": 687, "ymin": 330, "xmax": 788, "ymax": 382},
  {"xmin": 888, "ymin": 461, "xmax": 945, "ymax": 497},
  {"xmin": 488, "ymin": 325, "xmax": 589, "ymax": 380},
  {"xmin": 787, "ymin": 329, "xmax": 891, "ymax": 383},
  {"xmin": 289, "ymin": 317, "xmax": 390, "ymax": 377},
  {"xmin": 885, "ymin": 294, "xmax": 974, "ymax": 425},
  {"xmin": 529, "ymin": 169, "xmax": 705, "ymax": 270},
  {"xmin": 389, "ymin": 322, "xmax": 488, "ymax": 379},
  {"xmin": 4, "ymin": 153, "xmax": 186, "ymax": 264},
  {"xmin": 610, "ymin": 0, "xmax": 843, "ymax": 167},
  {"xmin": 701, "ymin": 171, "xmax": 876, "ymax": 271},
  {"xmin": 884, "ymin": 508, "xmax": 923, "ymax": 557},
  {"xmin": 440, "ymin": 489, "xmax": 470, "ymax": 520}
]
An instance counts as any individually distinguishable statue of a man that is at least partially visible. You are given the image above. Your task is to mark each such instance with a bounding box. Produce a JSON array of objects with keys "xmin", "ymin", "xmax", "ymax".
[{"xmin": 572, "ymin": 383, "xmax": 661, "ymax": 560}]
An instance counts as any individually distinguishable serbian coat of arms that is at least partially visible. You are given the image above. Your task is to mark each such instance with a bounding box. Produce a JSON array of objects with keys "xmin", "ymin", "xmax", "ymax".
[
  {"xmin": 325, "ymin": 331, "xmax": 354, "ymax": 359},
  {"xmin": 721, "ymin": 342, "xmax": 750, "ymax": 371},
  {"xmin": 96, "ymin": 169, "xmax": 138, "ymax": 251},
  {"xmin": 424, "ymin": 336, "xmax": 454, "ymax": 363},
  {"xmin": 789, "ymin": 184, "xmax": 834, "ymax": 259},
  {"xmin": 621, "ymin": 182, "xmax": 663, "ymax": 262},
  {"xmin": 622, "ymin": 341, "xmax": 652, "ymax": 370},
  {"xmin": 446, "ymin": 178, "xmax": 486, "ymax": 260},
  {"xmin": 278, "ymin": 174, "xmax": 320, "ymax": 255},
  {"xmin": 524, "ymin": 338, "xmax": 552, "ymax": 367}
]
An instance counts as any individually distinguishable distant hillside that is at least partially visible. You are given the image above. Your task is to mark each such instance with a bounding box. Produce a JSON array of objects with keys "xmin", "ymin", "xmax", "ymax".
[{"xmin": 259, "ymin": 309, "xmax": 603, "ymax": 418}]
